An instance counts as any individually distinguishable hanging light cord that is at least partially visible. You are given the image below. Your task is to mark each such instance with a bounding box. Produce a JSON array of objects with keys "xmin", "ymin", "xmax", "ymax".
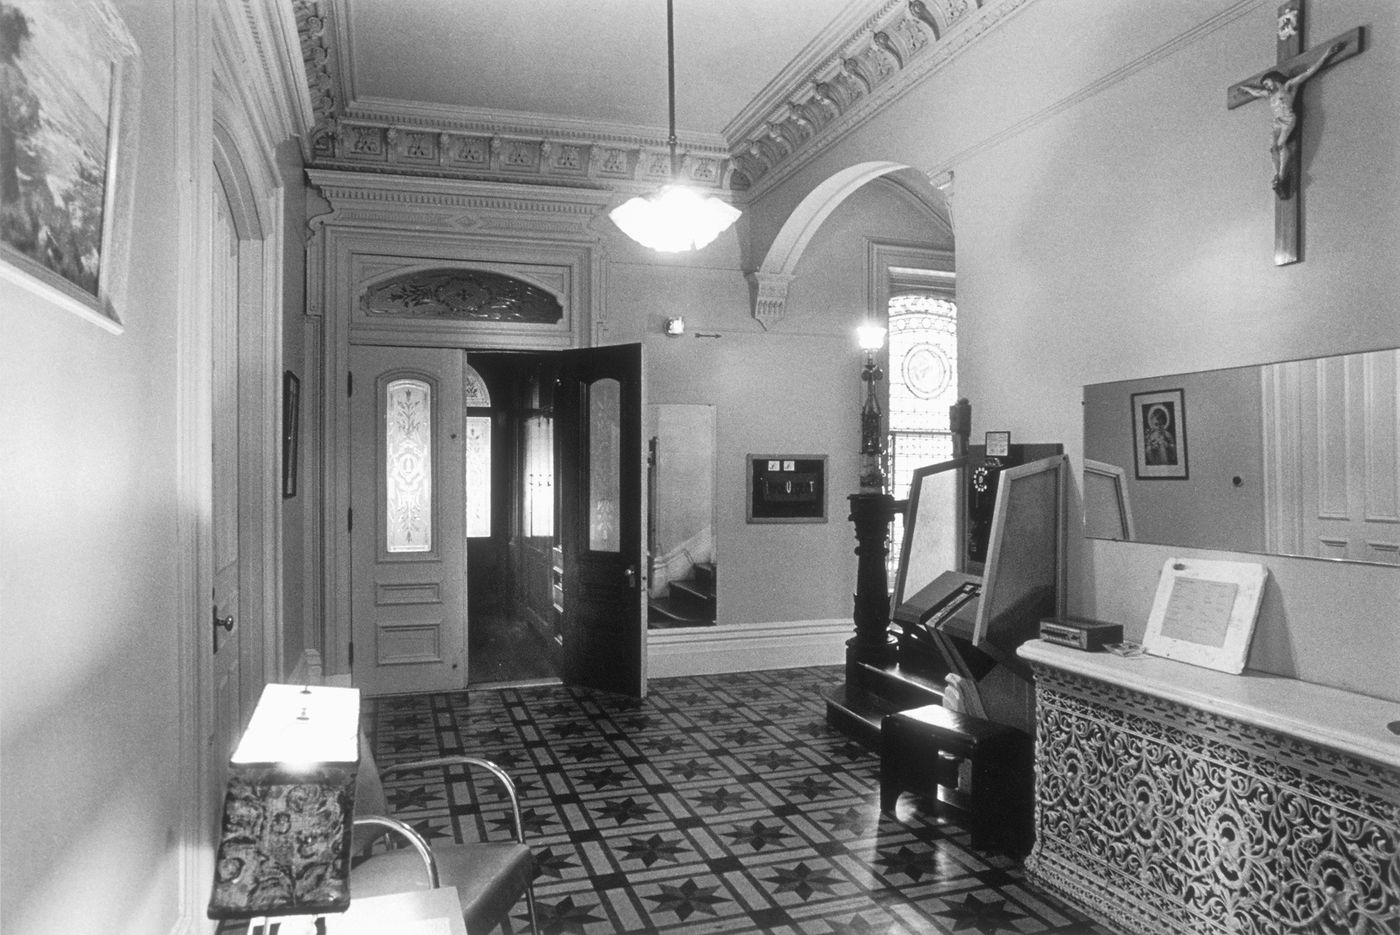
[{"xmin": 666, "ymin": 0, "xmax": 679, "ymax": 179}]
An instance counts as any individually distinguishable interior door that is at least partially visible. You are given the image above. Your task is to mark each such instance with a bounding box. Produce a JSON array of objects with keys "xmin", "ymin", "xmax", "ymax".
[
  {"xmin": 556, "ymin": 343, "xmax": 646, "ymax": 696},
  {"xmin": 1263, "ymin": 351, "xmax": 1400, "ymax": 563},
  {"xmin": 350, "ymin": 345, "xmax": 469, "ymax": 695},
  {"xmin": 209, "ymin": 180, "xmax": 242, "ymax": 794}
]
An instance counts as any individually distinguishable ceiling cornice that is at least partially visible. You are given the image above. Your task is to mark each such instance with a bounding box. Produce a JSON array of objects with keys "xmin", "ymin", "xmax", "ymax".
[
  {"xmin": 728, "ymin": 0, "xmax": 1034, "ymax": 197},
  {"xmin": 293, "ymin": 0, "xmax": 737, "ymax": 193}
]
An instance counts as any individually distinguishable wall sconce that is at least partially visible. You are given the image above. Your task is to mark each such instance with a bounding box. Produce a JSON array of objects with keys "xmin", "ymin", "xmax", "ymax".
[
  {"xmin": 665, "ymin": 316, "xmax": 686, "ymax": 336},
  {"xmin": 857, "ymin": 323, "xmax": 887, "ymax": 490},
  {"xmin": 207, "ymin": 684, "xmax": 362, "ymax": 933}
]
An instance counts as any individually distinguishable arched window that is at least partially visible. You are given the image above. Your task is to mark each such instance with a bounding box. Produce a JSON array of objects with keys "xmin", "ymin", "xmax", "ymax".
[{"xmin": 886, "ymin": 292, "xmax": 957, "ymax": 569}]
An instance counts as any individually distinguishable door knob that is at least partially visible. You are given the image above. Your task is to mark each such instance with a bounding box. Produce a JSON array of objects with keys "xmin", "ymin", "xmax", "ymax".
[
  {"xmin": 214, "ymin": 610, "xmax": 234, "ymax": 633},
  {"xmin": 624, "ymin": 565, "xmax": 637, "ymax": 589}
]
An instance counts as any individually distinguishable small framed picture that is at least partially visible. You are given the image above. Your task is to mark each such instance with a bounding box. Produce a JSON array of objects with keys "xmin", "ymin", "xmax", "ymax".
[
  {"xmin": 282, "ymin": 371, "xmax": 301, "ymax": 498},
  {"xmin": 1131, "ymin": 388, "xmax": 1189, "ymax": 480},
  {"xmin": 747, "ymin": 455, "xmax": 827, "ymax": 523},
  {"xmin": 984, "ymin": 431, "xmax": 1010, "ymax": 457}
]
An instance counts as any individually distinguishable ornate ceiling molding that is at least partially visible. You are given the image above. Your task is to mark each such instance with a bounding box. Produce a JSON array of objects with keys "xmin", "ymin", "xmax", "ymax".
[
  {"xmin": 726, "ymin": 0, "xmax": 1032, "ymax": 197},
  {"xmin": 291, "ymin": 0, "xmax": 737, "ymax": 193}
]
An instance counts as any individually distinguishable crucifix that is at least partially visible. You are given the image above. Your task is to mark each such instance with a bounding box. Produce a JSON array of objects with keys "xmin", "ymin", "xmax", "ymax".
[{"xmin": 1227, "ymin": 0, "xmax": 1363, "ymax": 265}]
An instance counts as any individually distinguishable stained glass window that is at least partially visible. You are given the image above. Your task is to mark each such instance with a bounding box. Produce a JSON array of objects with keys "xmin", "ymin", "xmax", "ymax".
[
  {"xmin": 464, "ymin": 415, "xmax": 491, "ymax": 538},
  {"xmin": 886, "ymin": 293, "xmax": 957, "ymax": 572},
  {"xmin": 385, "ymin": 379, "xmax": 432, "ymax": 553}
]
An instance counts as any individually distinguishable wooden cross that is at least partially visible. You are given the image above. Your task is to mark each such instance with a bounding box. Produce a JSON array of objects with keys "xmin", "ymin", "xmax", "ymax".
[{"xmin": 1227, "ymin": 0, "xmax": 1363, "ymax": 265}]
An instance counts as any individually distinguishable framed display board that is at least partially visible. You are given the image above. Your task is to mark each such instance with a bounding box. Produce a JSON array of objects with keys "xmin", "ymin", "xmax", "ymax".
[
  {"xmin": 1143, "ymin": 558, "xmax": 1268, "ymax": 674},
  {"xmin": 746, "ymin": 455, "xmax": 827, "ymax": 523}
]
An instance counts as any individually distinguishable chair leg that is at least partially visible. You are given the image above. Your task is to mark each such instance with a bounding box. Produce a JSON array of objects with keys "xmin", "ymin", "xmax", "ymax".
[{"xmin": 524, "ymin": 879, "xmax": 539, "ymax": 935}]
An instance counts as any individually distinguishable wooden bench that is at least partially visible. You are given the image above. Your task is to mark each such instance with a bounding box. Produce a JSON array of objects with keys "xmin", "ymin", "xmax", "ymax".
[{"xmin": 879, "ymin": 703, "xmax": 1033, "ymax": 856}]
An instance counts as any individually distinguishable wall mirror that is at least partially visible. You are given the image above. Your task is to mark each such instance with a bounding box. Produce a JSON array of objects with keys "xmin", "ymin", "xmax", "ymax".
[
  {"xmin": 1083, "ymin": 348, "xmax": 1399, "ymax": 566},
  {"xmin": 646, "ymin": 404, "xmax": 717, "ymax": 625}
]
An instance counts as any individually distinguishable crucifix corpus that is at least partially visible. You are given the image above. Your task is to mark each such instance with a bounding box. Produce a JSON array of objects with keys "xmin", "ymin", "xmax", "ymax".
[{"xmin": 1227, "ymin": 0, "xmax": 1363, "ymax": 265}]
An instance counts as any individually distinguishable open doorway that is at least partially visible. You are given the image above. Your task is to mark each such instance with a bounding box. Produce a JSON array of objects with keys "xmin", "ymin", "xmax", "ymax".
[{"xmin": 464, "ymin": 352, "xmax": 561, "ymax": 685}]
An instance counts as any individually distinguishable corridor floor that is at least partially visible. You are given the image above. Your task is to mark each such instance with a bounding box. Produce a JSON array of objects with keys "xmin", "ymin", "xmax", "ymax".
[{"xmin": 362, "ymin": 666, "xmax": 1111, "ymax": 934}]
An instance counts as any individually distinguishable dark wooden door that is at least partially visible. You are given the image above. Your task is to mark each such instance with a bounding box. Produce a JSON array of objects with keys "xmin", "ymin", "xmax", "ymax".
[{"xmin": 555, "ymin": 343, "xmax": 645, "ymax": 696}]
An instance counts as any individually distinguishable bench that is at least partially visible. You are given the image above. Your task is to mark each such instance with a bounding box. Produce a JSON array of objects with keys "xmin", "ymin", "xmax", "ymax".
[{"xmin": 879, "ymin": 703, "xmax": 1033, "ymax": 856}]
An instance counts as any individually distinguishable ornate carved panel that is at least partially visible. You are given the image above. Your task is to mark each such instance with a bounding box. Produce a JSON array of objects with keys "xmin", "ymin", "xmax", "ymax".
[
  {"xmin": 361, "ymin": 269, "xmax": 563, "ymax": 324},
  {"xmin": 1025, "ymin": 664, "xmax": 1400, "ymax": 935}
]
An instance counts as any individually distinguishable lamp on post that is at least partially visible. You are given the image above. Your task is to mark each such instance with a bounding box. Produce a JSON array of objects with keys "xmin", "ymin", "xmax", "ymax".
[
  {"xmin": 207, "ymin": 684, "xmax": 362, "ymax": 935},
  {"xmin": 847, "ymin": 322, "xmax": 897, "ymax": 673},
  {"xmin": 856, "ymin": 323, "xmax": 887, "ymax": 491}
]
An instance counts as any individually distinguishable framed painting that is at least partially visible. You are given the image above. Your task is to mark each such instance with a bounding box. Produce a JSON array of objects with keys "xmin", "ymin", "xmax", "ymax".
[
  {"xmin": 1130, "ymin": 388, "xmax": 1189, "ymax": 480},
  {"xmin": 0, "ymin": 0, "xmax": 140, "ymax": 333}
]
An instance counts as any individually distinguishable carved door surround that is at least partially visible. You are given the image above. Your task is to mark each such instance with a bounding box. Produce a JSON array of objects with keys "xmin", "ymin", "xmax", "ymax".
[{"xmin": 307, "ymin": 168, "xmax": 614, "ymax": 675}]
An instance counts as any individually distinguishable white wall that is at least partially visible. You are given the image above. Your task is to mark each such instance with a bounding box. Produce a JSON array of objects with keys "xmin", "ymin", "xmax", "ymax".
[
  {"xmin": 746, "ymin": 0, "xmax": 1400, "ymax": 699},
  {"xmin": 1, "ymin": 2, "xmax": 187, "ymax": 931}
]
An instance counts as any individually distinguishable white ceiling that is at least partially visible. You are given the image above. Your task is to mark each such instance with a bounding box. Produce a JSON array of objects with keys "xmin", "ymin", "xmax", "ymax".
[{"xmin": 339, "ymin": 0, "xmax": 863, "ymax": 143}]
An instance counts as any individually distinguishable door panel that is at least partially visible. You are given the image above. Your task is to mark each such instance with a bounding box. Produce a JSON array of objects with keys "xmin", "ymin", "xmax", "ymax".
[
  {"xmin": 209, "ymin": 180, "xmax": 241, "ymax": 791},
  {"xmin": 556, "ymin": 344, "xmax": 645, "ymax": 696},
  {"xmin": 351, "ymin": 345, "xmax": 468, "ymax": 695}
]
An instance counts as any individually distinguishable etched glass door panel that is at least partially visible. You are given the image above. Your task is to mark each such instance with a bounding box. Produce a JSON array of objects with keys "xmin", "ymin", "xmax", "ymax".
[
  {"xmin": 588, "ymin": 378, "xmax": 621, "ymax": 553},
  {"xmin": 351, "ymin": 345, "xmax": 467, "ymax": 696},
  {"xmin": 385, "ymin": 379, "xmax": 432, "ymax": 553}
]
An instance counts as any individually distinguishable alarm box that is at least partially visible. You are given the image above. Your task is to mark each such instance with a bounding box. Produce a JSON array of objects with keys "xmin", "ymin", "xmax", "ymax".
[{"xmin": 1038, "ymin": 617, "xmax": 1123, "ymax": 651}]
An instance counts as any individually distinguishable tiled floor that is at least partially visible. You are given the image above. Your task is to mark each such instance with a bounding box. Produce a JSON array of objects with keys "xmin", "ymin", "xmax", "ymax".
[{"xmin": 363, "ymin": 667, "xmax": 1113, "ymax": 934}]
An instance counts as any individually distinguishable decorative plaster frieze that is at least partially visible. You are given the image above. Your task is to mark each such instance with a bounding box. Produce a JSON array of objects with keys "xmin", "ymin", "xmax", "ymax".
[
  {"xmin": 747, "ymin": 272, "xmax": 796, "ymax": 330},
  {"xmin": 291, "ymin": 0, "xmax": 735, "ymax": 192},
  {"xmin": 729, "ymin": 0, "xmax": 1034, "ymax": 198}
]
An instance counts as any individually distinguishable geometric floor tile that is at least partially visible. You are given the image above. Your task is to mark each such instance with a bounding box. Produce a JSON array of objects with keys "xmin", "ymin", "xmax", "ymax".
[{"xmin": 363, "ymin": 666, "xmax": 1114, "ymax": 935}]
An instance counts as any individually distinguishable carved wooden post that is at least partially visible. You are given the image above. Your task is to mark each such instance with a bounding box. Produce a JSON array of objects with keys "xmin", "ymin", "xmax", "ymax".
[{"xmin": 847, "ymin": 491, "xmax": 897, "ymax": 673}]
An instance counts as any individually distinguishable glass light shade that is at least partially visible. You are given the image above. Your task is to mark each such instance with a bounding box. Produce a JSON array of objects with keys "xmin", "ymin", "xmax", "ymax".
[
  {"xmin": 609, "ymin": 185, "xmax": 741, "ymax": 252},
  {"xmin": 231, "ymin": 683, "xmax": 361, "ymax": 768},
  {"xmin": 857, "ymin": 323, "xmax": 888, "ymax": 351}
]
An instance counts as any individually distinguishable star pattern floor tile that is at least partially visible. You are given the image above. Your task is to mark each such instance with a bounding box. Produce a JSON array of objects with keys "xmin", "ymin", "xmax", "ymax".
[{"xmin": 363, "ymin": 666, "xmax": 1113, "ymax": 935}]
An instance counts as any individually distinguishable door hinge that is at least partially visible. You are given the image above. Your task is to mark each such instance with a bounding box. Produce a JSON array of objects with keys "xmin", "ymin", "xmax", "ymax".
[
  {"xmin": 348, "ymin": 507, "xmax": 353, "ymax": 532},
  {"xmin": 347, "ymin": 371, "xmax": 353, "ymax": 397}
]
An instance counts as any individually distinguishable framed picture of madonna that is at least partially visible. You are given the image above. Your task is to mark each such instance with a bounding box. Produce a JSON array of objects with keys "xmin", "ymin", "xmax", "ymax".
[
  {"xmin": 0, "ymin": 0, "xmax": 140, "ymax": 333},
  {"xmin": 1131, "ymin": 388, "xmax": 1189, "ymax": 480}
]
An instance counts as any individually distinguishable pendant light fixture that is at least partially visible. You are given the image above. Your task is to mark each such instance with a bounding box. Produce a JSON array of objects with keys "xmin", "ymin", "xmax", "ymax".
[{"xmin": 608, "ymin": 0, "xmax": 741, "ymax": 252}]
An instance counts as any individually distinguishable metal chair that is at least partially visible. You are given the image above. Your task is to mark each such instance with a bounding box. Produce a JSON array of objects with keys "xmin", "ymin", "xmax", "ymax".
[{"xmin": 351, "ymin": 743, "xmax": 538, "ymax": 935}]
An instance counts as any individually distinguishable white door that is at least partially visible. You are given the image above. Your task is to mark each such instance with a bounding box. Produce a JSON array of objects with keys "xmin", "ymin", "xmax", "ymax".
[
  {"xmin": 208, "ymin": 180, "xmax": 243, "ymax": 801},
  {"xmin": 1263, "ymin": 350, "xmax": 1400, "ymax": 563},
  {"xmin": 351, "ymin": 345, "xmax": 468, "ymax": 695}
]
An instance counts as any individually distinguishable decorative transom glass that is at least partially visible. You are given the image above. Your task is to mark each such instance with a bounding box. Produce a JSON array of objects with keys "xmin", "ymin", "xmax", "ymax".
[{"xmin": 385, "ymin": 379, "xmax": 433, "ymax": 553}]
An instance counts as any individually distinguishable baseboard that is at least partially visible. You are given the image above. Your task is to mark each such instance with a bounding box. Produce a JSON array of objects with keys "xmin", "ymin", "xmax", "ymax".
[{"xmin": 647, "ymin": 619, "xmax": 850, "ymax": 678}]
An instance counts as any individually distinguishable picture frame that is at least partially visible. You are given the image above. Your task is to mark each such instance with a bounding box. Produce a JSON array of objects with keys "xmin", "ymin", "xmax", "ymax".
[
  {"xmin": 0, "ymin": 0, "xmax": 141, "ymax": 333},
  {"xmin": 1142, "ymin": 558, "xmax": 1268, "ymax": 674},
  {"xmin": 746, "ymin": 454, "xmax": 827, "ymax": 523},
  {"xmin": 282, "ymin": 371, "xmax": 301, "ymax": 499},
  {"xmin": 1130, "ymin": 388, "xmax": 1189, "ymax": 479}
]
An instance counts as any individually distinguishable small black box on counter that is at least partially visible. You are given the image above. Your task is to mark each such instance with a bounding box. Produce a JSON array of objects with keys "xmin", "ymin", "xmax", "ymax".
[{"xmin": 1038, "ymin": 617, "xmax": 1123, "ymax": 651}]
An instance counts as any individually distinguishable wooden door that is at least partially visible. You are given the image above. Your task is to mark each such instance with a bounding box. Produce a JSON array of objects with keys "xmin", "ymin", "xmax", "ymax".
[
  {"xmin": 1263, "ymin": 351, "xmax": 1400, "ymax": 563},
  {"xmin": 556, "ymin": 344, "xmax": 646, "ymax": 696},
  {"xmin": 208, "ymin": 180, "xmax": 242, "ymax": 797},
  {"xmin": 350, "ymin": 345, "xmax": 469, "ymax": 695}
]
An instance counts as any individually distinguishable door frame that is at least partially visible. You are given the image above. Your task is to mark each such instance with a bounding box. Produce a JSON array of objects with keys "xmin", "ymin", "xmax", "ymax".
[
  {"xmin": 173, "ymin": 0, "xmax": 302, "ymax": 927},
  {"xmin": 307, "ymin": 176, "xmax": 611, "ymax": 681}
]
